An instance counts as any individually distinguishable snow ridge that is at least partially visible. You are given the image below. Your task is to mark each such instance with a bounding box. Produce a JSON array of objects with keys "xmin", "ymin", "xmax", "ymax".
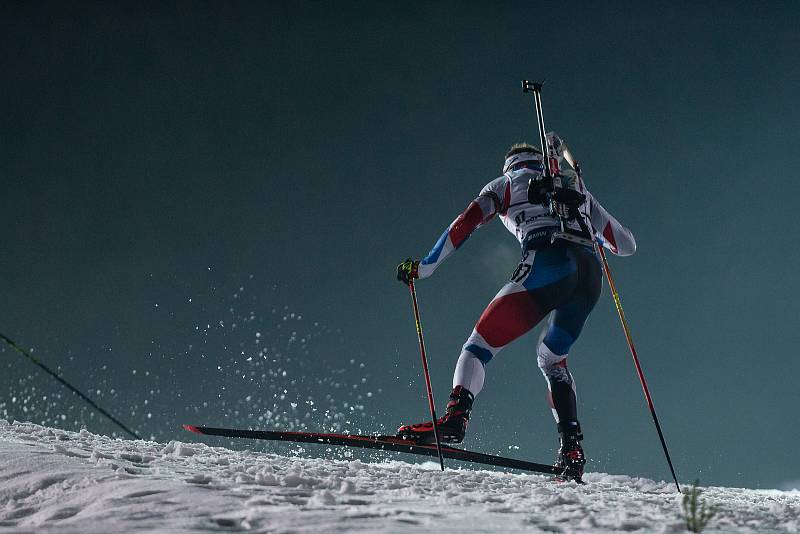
[{"xmin": 0, "ymin": 420, "xmax": 797, "ymax": 533}]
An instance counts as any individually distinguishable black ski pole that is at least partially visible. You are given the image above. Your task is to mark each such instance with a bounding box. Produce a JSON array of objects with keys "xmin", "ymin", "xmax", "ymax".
[
  {"xmin": 407, "ymin": 280, "xmax": 445, "ymax": 471},
  {"xmin": 593, "ymin": 242, "xmax": 681, "ymax": 492},
  {"xmin": 569, "ymin": 159, "xmax": 681, "ymax": 493},
  {"xmin": 0, "ymin": 332, "xmax": 141, "ymax": 440}
]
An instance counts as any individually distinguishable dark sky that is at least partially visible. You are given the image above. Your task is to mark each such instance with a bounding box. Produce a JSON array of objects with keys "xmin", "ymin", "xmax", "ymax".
[{"xmin": 2, "ymin": 1, "xmax": 799, "ymax": 489}]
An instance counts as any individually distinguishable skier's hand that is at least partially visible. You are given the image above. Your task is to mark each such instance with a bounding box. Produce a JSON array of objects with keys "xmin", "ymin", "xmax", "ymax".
[
  {"xmin": 527, "ymin": 174, "xmax": 554, "ymax": 205},
  {"xmin": 553, "ymin": 187, "xmax": 586, "ymax": 207},
  {"xmin": 396, "ymin": 258, "xmax": 419, "ymax": 286}
]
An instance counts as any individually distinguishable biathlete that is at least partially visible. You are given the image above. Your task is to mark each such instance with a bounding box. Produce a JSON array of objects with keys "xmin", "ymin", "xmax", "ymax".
[{"xmin": 396, "ymin": 133, "xmax": 636, "ymax": 481}]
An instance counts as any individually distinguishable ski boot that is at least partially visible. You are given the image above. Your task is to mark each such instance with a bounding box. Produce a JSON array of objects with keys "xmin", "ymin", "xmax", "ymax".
[
  {"xmin": 554, "ymin": 422, "xmax": 586, "ymax": 483},
  {"xmin": 396, "ymin": 386, "xmax": 474, "ymax": 444}
]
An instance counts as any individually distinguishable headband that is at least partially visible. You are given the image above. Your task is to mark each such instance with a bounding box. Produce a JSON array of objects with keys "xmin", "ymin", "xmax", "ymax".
[{"xmin": 502, "ymin": 151, "xmax": 543, "ymax": 173}]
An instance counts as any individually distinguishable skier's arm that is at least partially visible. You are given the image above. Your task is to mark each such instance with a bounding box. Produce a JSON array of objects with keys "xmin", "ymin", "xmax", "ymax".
[
  {"xmin": 587, "ymin": 193, "xmax": 636, "ymax": 256},
  {"xmin": 417, "ymin": 178, "xmax": 507, "ymax": 279}
]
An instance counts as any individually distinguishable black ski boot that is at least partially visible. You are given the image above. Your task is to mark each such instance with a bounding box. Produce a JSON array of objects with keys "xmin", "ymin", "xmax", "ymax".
[
  {"xmin": 554, "ymin": 422, "xmax": 586, "ymax": 483},
  {"xmin": 396, "ymin": 386, "xmax": 474, "ymax": 444}
]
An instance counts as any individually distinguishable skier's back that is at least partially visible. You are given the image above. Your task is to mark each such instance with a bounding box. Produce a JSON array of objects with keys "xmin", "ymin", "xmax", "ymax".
[{"xmin": 396, "ymin": 135, "xmax": 635, "ymax": 482}]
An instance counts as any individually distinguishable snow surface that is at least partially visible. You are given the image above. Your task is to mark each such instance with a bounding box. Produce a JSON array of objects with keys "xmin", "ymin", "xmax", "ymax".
[{"xmin": 0, "ymin": 420, "xmax": 797, "ymax": 533}]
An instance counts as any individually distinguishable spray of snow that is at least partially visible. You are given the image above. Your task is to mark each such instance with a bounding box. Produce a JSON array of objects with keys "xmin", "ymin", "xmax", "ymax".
[{"xmin": 0, "ymin": 274, "xmax": 377, "ymax": 442}]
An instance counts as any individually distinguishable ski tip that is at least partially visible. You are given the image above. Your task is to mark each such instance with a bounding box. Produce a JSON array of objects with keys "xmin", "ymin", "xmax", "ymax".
[{"xmin": 182, "ymin": 424, "xmax": 201, "ymax": 434}]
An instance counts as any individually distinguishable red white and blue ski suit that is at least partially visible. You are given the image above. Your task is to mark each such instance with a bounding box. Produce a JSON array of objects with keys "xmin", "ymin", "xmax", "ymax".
[{"xmin": 418, "ymin": 146, "xmax": 635, "ymax": 425}]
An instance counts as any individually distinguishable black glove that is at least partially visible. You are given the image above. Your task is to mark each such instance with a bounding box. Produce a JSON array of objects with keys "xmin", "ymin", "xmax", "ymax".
[
  {"xmin": 527, "ymin": 175, "xmax": 554, "ymax": 205},
  {"xmin": 396, "ymin": 258, "xmax": 419, "ymax": 286},
  {"xmin": 552, "ymin": 187, "xmax": 587, "ymax": 220},
  {"xmin": 552, "ymin": 187, "xmax": 586, "ymax": 206}
]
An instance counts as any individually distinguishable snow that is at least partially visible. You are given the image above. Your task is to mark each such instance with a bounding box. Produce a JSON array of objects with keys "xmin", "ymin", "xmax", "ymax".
[{"xmin": 1, "ymin": 420, "xmax": 798, "ymax": 533}]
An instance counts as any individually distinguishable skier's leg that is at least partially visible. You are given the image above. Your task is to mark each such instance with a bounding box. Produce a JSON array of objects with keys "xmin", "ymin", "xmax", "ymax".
[
  {"xmin": 536, "ymin": 247, "xmax": 601, "ymax": 481},
  {"xmin": 537, "ymin": 259, "xmax": 601, "ymax": 427},
  {"xmin": 399, "ymin": 284, "xmax": 545, "ymax": 443},
  {"xmin": 453, "ymin": 345, "xmax": 486, "ymax": 395},
  {"xmin": 454, "ymin": 247, "xmax": 577, "ymax": 392},
  {"xmin": 457, "ymin": 274, "xmax": 576, "ymax": 396},
  {"xmin": 538, "ymin": 303, "xmax": 593, "ymax": 480},
  {"xmin": 537, "ymin": 315, "xmax": 580, "ymax": 427},
  {"xmin": 398, "ymin": 247, "xmax": 576, "ymax": 444}
]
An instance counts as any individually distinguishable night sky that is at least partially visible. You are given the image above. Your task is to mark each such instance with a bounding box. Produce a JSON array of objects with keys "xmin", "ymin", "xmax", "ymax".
[{"xmin": 3, "ymin": 1, "xmax": 799, "ymax": 489}]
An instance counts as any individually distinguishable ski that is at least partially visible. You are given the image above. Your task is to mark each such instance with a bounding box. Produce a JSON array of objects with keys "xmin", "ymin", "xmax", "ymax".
[{"xmin": 183, "ymin": 425, "xmax": 561, "ymax": 475}]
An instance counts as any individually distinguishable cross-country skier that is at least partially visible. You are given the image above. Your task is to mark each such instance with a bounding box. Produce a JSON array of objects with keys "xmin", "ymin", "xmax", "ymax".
[{"xmin": 396, "ymin": 133, "xmax": 636, "ymax": 481}]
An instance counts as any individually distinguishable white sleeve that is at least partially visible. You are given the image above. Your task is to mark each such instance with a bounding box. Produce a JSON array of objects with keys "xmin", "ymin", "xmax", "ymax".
[
  {"xmin": 587, "ymin": 192, "xmax": 636, "ymax": 256},
  {"xmin": 417, "ymin": 177, "xmax": 506, "ymax": 279}
]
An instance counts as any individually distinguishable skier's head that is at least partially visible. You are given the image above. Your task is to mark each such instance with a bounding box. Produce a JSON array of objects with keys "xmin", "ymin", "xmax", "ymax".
[{"xmin": 503, "ymin": 143, "xmax": 543, "ymax": 174}]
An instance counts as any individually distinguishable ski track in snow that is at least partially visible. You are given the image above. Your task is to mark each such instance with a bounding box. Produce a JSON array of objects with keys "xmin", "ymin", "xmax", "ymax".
[{"xmin": 0, "ymin": 420, "xmax": 797, "ymax": 533}]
